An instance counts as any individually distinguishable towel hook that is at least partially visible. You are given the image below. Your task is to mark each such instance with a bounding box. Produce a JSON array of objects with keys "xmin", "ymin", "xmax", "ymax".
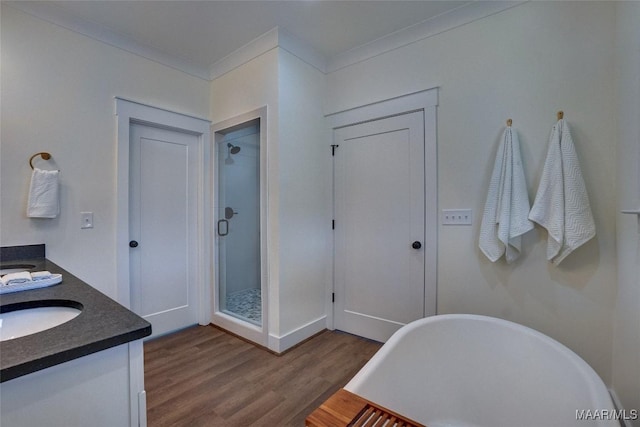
[
  {"xmin": 29, "ymin": 152, "xmax": 52, "ymax": 170},
  {"xmin": 506, "ymin": 119, "xmax": 513, "ymax": 127},
  {"xmin": 557, "ymin": 111, "xmax": 564, "ymax": 120}
]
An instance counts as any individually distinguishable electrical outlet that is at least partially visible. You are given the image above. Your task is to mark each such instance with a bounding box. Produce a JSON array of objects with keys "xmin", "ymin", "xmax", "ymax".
[
  {"xmin": 442, "ymin": 209, "xmax": 472, "ymax": 225},
  {"xmin": 81, "ymin": 212, "xmax": 94, "ymax": 229}
]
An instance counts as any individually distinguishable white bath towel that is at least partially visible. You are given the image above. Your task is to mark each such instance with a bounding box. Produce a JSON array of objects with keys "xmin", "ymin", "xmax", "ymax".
[
  {"xmin": 479, "ymin": 126, "xmax": 534, "ymax": 263},
  {"xmin": 27, "ymin": 168, "xmax": 59, "ymax": 218},
  {"xmin": 529, "ymin": 119, "xmax": 595, "ymax": 265},
  {"xmin": 1, "ymin": 271, "xmax": 32, "ymax": 286}
]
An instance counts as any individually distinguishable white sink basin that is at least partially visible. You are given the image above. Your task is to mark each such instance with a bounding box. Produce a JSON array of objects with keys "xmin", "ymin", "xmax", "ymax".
[{"xmin": 0, "ymin": 306, "xmax": 81, "ymax": 341}]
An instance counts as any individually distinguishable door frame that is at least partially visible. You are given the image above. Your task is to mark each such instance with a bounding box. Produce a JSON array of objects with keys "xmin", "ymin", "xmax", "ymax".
[
  {"xmin": 115, "ymin": 97, "xmax": 212, "ymax": 326},
  {"xmin": 211, "ymin": 107, "xmax": 270, "ymax": 348},
  {"xmin": 326, "ymin": 88, "xmax": 438, "ymax": 330}
]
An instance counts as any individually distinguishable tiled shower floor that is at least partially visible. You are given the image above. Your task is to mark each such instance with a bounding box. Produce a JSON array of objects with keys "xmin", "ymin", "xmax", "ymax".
[{"xmin": 225, "ymin": 288, "xmax": 261, "ymax": 325}]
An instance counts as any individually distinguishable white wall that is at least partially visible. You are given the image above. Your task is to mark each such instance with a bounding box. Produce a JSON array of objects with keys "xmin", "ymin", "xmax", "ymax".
[
  {"xmin": 613, "ymin": 1, "xmax": 640, "ymax": 418},
  {"xmin": 0, "ymin": 5, "xmax": 209, "ymax": 297},
  {"xmin": 326, "ymin": 1, "xmax": 618, "ymax": 382},
  {"xmin": 277, "ymin": 49, "xmax": 331, "ymax": 337}
]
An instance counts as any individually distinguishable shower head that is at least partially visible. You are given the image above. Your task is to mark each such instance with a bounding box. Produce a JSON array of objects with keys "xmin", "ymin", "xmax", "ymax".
[{"xmin": 227, "ymin": 143, "xmax": 241, "ymax": 154}]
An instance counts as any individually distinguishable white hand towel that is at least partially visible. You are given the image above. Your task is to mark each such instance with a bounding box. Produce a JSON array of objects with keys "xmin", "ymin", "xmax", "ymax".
[
  {"xmin": 479, "ymin": 127, "xmax": 534, "ymax": 263},
  {"xmin": 27, "ymin": 168, "xmax": 60, "ymax": 218},
  {"xmin": 529, "ymin": 119, "xmax": 595, "ymax": 265},
  {"xmin": 1, "ymin": 271, "xmax": 33, "ymax": 286}
]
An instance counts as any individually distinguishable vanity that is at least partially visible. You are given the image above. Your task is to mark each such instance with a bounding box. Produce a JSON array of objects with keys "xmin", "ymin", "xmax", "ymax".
[{"xmin": 0, "ymin": 245, "xmax": 152, "ymax": 427}]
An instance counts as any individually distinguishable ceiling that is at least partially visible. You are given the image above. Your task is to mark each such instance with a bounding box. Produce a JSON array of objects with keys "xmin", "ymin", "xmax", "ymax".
[{"xmin": 8, "ymin": 1, "xmax": 516, "ymax": 79}]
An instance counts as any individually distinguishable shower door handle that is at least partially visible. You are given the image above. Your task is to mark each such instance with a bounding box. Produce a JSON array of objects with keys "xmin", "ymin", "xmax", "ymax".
[{"xmin": 217, "ymin": 219, "xmax": 229, "ymax": 236}]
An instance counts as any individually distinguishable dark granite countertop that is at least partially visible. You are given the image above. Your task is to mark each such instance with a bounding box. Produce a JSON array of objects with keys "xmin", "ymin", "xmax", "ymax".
[{"xmin": 0, "ymin": 257, "xmax": 151, "ymax": 382}]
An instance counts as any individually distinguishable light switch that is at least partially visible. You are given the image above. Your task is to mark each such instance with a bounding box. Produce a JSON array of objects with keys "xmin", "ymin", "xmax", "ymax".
[
  {"xmin": 81, "ymin": 212, "xmax": 94, "ymax": 229},
  {"xmin": 442, "ymin": 209, "xmax": 473, "ymax": 225}
]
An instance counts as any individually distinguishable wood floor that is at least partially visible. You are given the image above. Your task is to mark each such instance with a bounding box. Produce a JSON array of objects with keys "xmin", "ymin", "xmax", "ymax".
[{"xmin": 144, "ymin": 325, "xmax": 382, "ymax": 427}]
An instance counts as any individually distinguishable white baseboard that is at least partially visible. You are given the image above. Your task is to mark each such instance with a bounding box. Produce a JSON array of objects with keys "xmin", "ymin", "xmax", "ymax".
[{"xmin": 268, "ymin": 315, "xmax": 327, "ymax": 353}]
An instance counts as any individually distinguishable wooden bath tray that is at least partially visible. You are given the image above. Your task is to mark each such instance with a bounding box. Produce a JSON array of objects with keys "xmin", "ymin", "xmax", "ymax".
[{"xmin": 306, "ymin": 388, "xmax": 425, "ymax": 427}]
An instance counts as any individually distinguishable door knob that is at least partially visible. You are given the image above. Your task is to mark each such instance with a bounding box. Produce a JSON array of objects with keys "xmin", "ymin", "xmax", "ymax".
[
  {"xmin": 129, "ymin": 240, "xmax": 139, "ymax": 248},
  {"xmin": 412, "ymin": 241, "xmax": 422, "ymax": 249}
]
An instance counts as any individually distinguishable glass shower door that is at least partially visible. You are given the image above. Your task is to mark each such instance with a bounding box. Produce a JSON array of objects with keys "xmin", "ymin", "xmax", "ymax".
[{"xmin": 215, "ymin": 120, "xmax": 261, "ymax": 326}]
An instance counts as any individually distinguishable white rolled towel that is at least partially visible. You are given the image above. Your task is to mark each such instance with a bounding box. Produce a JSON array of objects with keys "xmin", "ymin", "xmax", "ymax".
[
  {"xmin": 31, "ymin": 271, "xmax": 53, "ymax": 281},
  {"xmin": 1, "ymin": 271, "xmax": 33, "ymax": 286}
]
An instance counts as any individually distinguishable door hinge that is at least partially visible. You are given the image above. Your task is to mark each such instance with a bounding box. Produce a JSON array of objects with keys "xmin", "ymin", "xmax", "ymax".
[
  {"xmin": 331, "ymin": 144, "xmax": 339, "ymax": 156},
  {"xmin": 332, "ymin": 219, "xmax": 335, "ymax": 230},
  {"xmin": 332, "ymin": 293, "xmax": 335, "ymax": 303}
]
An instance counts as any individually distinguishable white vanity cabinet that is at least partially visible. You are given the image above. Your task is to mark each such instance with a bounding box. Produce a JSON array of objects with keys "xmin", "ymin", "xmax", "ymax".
[{"xmin": 0, "ymin": 341, "xmax": 146, "ymax": 427}]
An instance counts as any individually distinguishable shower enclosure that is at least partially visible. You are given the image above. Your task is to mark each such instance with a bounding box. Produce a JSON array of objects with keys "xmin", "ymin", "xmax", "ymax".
[{"xmin": 213, "ymin": 113, "xmax": 266, "ymax": 342}]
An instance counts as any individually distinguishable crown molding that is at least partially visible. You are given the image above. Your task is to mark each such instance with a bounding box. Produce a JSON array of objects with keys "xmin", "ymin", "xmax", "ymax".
[
  {"xmin": 208, "ymin": 2, "xmax": 525, "ymax": 78},
  {"xmin": 208, "ymin": 27, "xmax": 280, "ymax": 80},
  {"xmin": 5, "ymin": 1, "xmax": 211, "ymax": 81},
  {"xmin": 208, "ymin": 26, "xmax": 327, "ymax": 80},
  {"xmin": 326, "ymin": 1, "xmax": 526, "ymax": 73},
  {"xmin": 6, "ymin": 0, "xmax": 526, "ymax": 82},
  {"xmin": 276, "ymin": 27, "xmax": 327, "ymax": 74}
]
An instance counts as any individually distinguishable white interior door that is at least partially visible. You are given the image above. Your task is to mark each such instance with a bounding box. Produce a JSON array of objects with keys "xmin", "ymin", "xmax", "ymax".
[
  {"xmin": 129, "ymin": 123, "xmax": 199, "ymax": 338},
  {"xmin": 334, "ymin": 111, "xmax": 425, "ymax": 343}
]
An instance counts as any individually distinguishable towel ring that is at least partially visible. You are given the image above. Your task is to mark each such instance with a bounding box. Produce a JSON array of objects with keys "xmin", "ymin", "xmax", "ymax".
[{"xmin": 29, "ymin": 152, "xmax": 52, "ymax": 170}]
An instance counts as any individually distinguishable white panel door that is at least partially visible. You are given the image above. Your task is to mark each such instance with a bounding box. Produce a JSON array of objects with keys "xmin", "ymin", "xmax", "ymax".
[
  {"xmin": 334, "ymin": 111, "xmax": 425, "ymax": 343},
  {"xmin": 130, "ymin": 123, "xmax": 199, "ymax": 338}
]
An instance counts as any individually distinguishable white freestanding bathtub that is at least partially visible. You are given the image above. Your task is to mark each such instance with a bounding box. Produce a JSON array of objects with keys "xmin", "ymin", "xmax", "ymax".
[{"xmin": 345, "ymin": 314, "xmax": 618, "ymax": 427}]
